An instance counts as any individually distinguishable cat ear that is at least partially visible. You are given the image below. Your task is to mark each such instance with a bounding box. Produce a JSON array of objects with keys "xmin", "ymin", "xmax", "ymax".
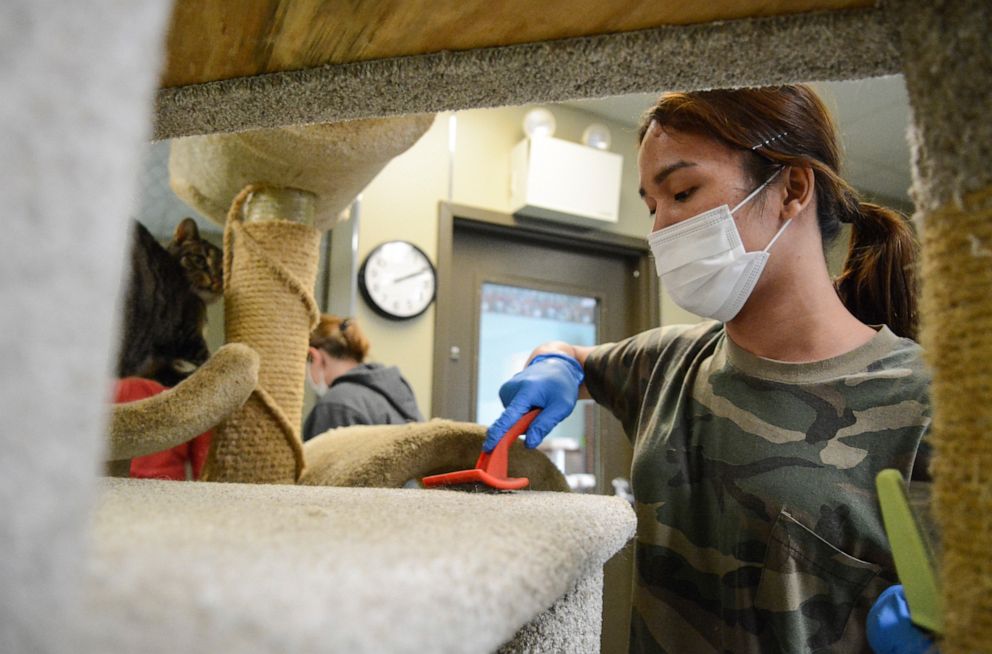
[{"xmin": 174, "ymin": 217, "xmax": 200, "ymax": 244}]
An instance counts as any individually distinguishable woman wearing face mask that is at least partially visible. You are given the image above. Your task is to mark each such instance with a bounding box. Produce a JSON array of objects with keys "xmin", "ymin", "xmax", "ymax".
[
  {"xmin": 486, "ymin": 86, "xmax": 932, "ymax": 653},
  {"xmin": 303, "ymin": 314, "xmax": 423, "ymax": 441}
]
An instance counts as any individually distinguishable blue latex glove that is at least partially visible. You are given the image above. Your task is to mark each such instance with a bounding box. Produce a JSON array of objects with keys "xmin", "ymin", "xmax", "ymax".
[
  {"xmin": 867, "ymin": 585, "xmax": 939, "ymax": 654},
  {"xmin": 484, "ymin": 353, "xmax": 584, "ymax": 452}
]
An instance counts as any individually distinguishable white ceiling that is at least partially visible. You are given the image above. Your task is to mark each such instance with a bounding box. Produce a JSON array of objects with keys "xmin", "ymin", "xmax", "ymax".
[{"xmin": 562, "ymin": 75, "xmax": 913, "ymax": 210}]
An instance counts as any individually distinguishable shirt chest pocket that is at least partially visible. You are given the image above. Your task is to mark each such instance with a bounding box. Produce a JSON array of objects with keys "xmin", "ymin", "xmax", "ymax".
[{"xmin": 754, "ymin": 510, "xmax": 883, "ymax": 653}]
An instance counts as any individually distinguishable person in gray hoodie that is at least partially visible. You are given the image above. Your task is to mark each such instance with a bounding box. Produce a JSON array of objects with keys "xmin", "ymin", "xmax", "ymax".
[{"xmin": 303, "ymin": 314, "xmax": 423, "ymax": 441}]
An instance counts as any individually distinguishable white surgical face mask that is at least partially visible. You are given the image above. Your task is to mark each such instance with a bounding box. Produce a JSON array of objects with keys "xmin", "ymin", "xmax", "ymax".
[
  {"xmin": 306, "ymin": 360, "xmax": 329, "ymax": 397},
  {"xmin": 647, "ymin": 168, "xmax": 791, "ymax": 322}
]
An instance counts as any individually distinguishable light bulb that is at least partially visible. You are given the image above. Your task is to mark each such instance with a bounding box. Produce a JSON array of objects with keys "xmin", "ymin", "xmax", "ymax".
[
  {"xmin": 522, "ymin": 108, "xmax": 556, "ymax": 139},
  {"xmin": 582, "ymin": 123, "xmax": 612, "ymax": 150}
]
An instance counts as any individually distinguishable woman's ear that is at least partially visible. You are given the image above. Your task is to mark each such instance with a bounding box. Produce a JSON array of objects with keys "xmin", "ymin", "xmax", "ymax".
[
  {"xmin": 783, "ymin": 166, "xmax": 815, "ymax": 220},
  {"xmin": 307, "ymin": 347, "xmax": 322, "ymax": 364}
]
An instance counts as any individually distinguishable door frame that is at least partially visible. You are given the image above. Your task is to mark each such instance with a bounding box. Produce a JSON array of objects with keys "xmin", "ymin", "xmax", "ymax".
[{"xmin": 432, "ymin": 201, "xmax": 659, "ymax": 420}]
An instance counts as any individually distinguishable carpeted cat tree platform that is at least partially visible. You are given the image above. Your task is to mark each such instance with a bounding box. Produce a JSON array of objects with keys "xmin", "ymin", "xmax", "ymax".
[
  {"xmin": 3, "ymin": 1, "xmax": 991, "ymax": 653},
  {"xmin": 82, "ymin": 479, "xmax": 630, "ymax": 653}
]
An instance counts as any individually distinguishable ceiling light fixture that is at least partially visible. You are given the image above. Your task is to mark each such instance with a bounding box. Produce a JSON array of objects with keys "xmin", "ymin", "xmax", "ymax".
[
  {"xmin": 522, "ymin": 108, "xmax": 557, "ymax": 139},
  {"xmin": 581, "ymin": 123, "xmax": 612, "ymax": 150}
]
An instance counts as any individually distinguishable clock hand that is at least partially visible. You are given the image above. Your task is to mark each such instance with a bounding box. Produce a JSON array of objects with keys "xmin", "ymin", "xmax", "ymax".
[{"xmin": 392, "ymin": 267, "xmax": 430, "ymax": 283}]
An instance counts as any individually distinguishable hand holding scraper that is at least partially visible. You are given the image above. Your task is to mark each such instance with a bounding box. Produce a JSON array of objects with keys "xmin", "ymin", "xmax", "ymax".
[{"xmin": 422, "ymin": 409, "xmax": 539, "ymax": 492}]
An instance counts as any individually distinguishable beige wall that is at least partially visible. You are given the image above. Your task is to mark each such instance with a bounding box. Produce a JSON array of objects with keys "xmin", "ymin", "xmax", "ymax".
[
  {"xmin": 350, "ymin": 115, "xmax": 447, "ymax": 418},
  {"xmin": 451, "ymin": 104, "xmax": 650, "ymax": 238},
  {"xmin": 353, "ymin": 104, "xmax": 663, "ymax": 418}
]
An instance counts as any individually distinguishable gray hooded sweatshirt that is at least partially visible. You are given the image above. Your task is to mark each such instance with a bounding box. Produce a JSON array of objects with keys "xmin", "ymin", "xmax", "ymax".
[{"xmin": 302, "ymin": 362, "xmax": 424, "ymax": 441}]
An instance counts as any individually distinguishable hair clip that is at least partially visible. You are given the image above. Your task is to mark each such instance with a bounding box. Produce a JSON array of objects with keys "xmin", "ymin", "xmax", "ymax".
[
  {"xmin": 751, "ymin": 131, "xmax": 789, "ymax": 151},
  {"xmin": 339, "ymin": 318, "xmax": 351, "ymax": 332}
]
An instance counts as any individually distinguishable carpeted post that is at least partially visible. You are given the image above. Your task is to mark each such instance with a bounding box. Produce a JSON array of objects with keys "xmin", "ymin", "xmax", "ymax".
[
  {"xmin": 887, "ymin": 0, "xmax": 992, "ymax": 650},
  {"xmin": 0, "ymin": 2, "xmax": 173, "ymax": 651},
  {"xmin": 202, "ymin": 186, "xmax": 321, "ymax": 483}
]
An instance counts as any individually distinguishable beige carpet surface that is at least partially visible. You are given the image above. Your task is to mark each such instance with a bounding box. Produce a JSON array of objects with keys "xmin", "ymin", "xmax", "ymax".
[
  {"xmin": 108, "ymin": 343, "xmax": 259, "ymax": 462},
  {"xmin": 300, "ymin": 419, "xmax": 570, "ymax": 492},
  {"xmin": 169, "ymin": 115, "xmax": 435, "ymax": 230},
  {"xmin": 0, "ymin": 2, "xmax": 174, "ymax": 651},
  {"xmin": 81, "ymin": 478, "xmax": 634, "ymax": 653}
]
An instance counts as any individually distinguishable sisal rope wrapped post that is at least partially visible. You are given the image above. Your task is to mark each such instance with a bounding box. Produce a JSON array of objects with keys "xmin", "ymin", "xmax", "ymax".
[
  {"xmin": 889, "ymin": 0, "xmax": 992, "ymax": 649},
  {"xmin": 919, "ymin": 189, "xmax": 992, "ymax": 651},
  {"xmin": 201, "ymin": 185, "xmax": 321, "ymax": 483}
]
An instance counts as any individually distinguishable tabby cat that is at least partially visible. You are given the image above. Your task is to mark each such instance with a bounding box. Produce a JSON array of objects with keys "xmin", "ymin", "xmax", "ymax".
[
  {"xmin": 166, "ymin": 217, "xmax": 223, "ymax": 303},
  {"xmin": 116, "ymin": 217, "xmax": 223, "ymax": 387}
]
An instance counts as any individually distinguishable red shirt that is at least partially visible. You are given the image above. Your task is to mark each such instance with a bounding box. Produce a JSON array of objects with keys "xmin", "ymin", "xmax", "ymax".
[{"xmin": 114, "ymin": 377, "xmax": 212, "ymax": 481}]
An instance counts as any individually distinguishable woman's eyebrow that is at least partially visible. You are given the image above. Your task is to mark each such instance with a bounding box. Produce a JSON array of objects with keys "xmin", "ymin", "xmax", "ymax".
[{"xmin": 638, "ymin": 160, "xmax": 698, "ymax": 197}]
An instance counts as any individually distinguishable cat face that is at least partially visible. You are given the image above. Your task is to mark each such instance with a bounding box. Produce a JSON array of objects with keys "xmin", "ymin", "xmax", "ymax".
[{"xmin": 167, "ymin": 217, "xmax": 223, "ymax": 303}]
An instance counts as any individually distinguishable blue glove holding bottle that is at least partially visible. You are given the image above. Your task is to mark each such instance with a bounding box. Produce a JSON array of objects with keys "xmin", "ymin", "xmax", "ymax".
[
  {"xmin": 867, "ymin": 585, "xmax": 939, "ymax": 654},
  {"xmin": 484, "ymin": 353, "xmax": 585, "ymax": 452}
]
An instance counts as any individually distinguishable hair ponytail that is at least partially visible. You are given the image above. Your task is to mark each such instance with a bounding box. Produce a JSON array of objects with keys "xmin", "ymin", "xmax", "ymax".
[
  {"xmin": 310, "ymin": 314, "xmax": 370, "ymax": 363},
  {"xmin": 834, "ymin": 202, "xmax": 919, "ymax": 340}
]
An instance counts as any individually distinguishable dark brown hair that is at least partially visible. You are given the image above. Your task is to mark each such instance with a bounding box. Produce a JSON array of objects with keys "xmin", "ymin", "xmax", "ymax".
[
  {"xmin": 638, "ymin": 85, "xmax": 919, "ymax": 339},
  {"xmin": 310, "ymin": 314, "xmax": 370, "ymax": 363}
]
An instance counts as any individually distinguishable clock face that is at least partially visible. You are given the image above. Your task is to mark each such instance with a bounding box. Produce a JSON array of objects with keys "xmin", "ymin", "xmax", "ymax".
[{"xmin": 358, "ymin": 240, "xmax": 437, "ymax": 320}]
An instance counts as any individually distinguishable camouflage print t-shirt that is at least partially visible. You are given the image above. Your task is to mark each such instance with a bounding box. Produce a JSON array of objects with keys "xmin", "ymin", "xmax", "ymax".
[{"xmin": 584, "ymin": 321, "xmax": 931, "ymax": 654}]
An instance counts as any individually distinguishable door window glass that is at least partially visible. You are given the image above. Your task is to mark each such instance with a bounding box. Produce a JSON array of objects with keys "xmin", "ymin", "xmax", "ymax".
[{"xmin": 477, "ymin": 283, "xmax": 598, "ymax": 490}]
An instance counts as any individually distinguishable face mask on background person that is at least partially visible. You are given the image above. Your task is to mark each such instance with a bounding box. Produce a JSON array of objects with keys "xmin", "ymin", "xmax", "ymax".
[
  {"xmin": 647, "ymin": 167, "xmax": 790, "ymax": 322},
  {"xmin": 306, "ymin": 358, "xmax": 329, "ymax": 397}
]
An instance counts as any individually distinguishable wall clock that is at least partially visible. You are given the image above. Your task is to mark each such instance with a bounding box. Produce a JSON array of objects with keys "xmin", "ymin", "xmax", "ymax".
[{"xmin": 358, "ymin": 240, "xmax": 437, "ymax": 320}]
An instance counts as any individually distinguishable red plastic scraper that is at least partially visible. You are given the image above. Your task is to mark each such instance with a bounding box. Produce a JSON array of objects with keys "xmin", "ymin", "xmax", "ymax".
[{"xmin": 422, "ymin": 409, "xmax": 539, "ymax": 491}]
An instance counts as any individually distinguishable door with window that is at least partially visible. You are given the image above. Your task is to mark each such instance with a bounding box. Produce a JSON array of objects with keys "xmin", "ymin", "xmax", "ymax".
[{"xmin": 432, "ymin": 203, "xmax": 657, "ymax": 652}]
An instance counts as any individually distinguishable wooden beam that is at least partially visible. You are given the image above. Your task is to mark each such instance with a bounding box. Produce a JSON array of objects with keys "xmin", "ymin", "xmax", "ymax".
[{"xmin": 162, "ymin": 0, "xmax": 875, "ymax": 87}]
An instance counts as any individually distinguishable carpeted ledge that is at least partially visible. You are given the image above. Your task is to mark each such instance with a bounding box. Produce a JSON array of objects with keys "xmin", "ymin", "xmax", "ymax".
[
  {"xmin": 300, "ymin": 419, "xmax": 571, "ymax": 492},
  {"xmin": 498, "ymin": 569, "xmax": 604, "ymax": 654},
  {"xmin": 154, "ymin": 7, "xmax": 899, "ymax": 139},
  {"xmin": 80, "ymin": 478, "xmax": 635, "ymax": 653},
  {"xmin": 886, "ymin": 0, "xmax": 992, "ymax": 212}
]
